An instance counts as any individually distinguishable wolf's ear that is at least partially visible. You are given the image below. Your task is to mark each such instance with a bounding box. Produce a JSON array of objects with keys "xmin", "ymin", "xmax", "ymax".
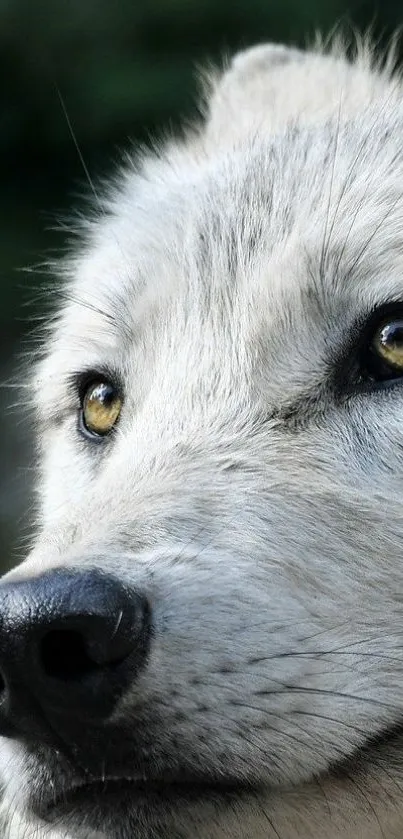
[
  {"xmin": 201, "ymin": 41, "xmax": 369, "ymax": 146},
  {"xmin": 202, "ymin": 43, "xmax": 307, "ymax": 144}
]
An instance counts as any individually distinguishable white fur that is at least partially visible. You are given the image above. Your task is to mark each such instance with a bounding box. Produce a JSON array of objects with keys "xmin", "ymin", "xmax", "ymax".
[{"xmin": 3, "ymin": 36, "xmax": 403, "ymax": 838}]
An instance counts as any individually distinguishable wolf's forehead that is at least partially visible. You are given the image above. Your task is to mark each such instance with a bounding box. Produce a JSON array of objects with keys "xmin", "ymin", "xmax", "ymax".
[{"xmin": 59, "ymin": 115, "xmax": 403, "ymax": 362}]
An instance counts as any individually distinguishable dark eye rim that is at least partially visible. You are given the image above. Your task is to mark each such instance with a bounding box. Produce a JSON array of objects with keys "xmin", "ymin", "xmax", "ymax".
[
  {"xmin": 332, "ymin": 301, "xmax": 403, "ymax": 399},
  {"xmin": 73, "ymin": 369, "xmax": 123, "ymax": 443},
  {"xmin": 359, "ymin": 304, "xmax": 403, "ymax": 386}
]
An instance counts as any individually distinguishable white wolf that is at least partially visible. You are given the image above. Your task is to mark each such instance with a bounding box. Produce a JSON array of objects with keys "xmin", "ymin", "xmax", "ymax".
[{"xmin": 2, "ymin": 36, "xmax": 403, "ymax": 839}]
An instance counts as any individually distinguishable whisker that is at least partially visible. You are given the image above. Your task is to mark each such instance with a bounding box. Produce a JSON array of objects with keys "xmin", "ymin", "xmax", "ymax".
[
  {"xmin": 253, "ymin": 686, "xmax": 399, "ymax": 712},
  {"xmin": 345, "ymin": 770, "xmax": 386, "ymax": 839},
  {"xmin": 254, "ymin": 793, "xmax": 283, "ymax": 839},
  {"xmin": 319, "ymin": 92, "xmax": 343, "ymax": 278},
  {"xmin": 325, "ymin": 77, "xmax": 401, "ymax": 278},
  {"xmin": 346, "ymin": 187, "xmax": 403, "ymax": 277},
  {"xmin": 56, "ymin": 87, "xmax": 102, "ymax": 213}
]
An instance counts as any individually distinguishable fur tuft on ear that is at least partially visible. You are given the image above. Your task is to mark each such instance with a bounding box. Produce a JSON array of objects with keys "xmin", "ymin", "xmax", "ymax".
[{"xmin": 201, "ymin": 39, "xmax": 400, "ymax": 149}]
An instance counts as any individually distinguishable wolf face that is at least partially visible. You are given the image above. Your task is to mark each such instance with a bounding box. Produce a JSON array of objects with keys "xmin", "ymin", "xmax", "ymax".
[{"xmin": 2, "ymin": 40, "xmax": 403, "ymax": 839}]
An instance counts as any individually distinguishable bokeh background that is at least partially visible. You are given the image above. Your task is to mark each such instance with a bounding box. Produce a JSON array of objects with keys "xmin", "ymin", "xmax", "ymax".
[{"xmin": 1, "ymin": 0, "xmax": 402, "ymax": 571}]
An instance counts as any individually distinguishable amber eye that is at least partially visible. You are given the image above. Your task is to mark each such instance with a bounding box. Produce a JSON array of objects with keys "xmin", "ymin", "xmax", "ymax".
[
  {"xmin": 368, "ymin": 317, "xmax": 403, "ymax": 380},
  {"xmin": 81, "ymin": 380, "xmax": 122, "ymax": 437}
]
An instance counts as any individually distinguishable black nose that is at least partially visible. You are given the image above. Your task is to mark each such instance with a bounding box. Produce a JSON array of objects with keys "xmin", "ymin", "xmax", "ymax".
[{"xmin": 0, "ymin": 568, "xmax": 150, "ymax": 743}]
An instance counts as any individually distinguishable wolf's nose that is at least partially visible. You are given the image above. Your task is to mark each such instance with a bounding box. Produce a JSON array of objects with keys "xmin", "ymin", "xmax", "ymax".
[{"xmin": 0, "ymin": 568, "xmax": 150, "ymax": 741}]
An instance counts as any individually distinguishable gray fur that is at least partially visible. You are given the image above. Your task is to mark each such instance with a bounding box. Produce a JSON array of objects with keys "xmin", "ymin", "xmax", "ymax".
[{"xmin": 3, "ymin": 37, "xmax": 403, "ymax": 838}]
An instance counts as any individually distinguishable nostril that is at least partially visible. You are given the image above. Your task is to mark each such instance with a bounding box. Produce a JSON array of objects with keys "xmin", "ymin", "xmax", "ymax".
[
  {"xmin": 0, "ymin": 570, "xmax": 150, "ymax": 724},
  {"xmin": 40, "ymin": 630, "xmax": 101, "ymax": 682}
]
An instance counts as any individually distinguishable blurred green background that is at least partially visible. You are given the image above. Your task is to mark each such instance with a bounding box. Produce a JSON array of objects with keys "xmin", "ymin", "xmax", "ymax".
[{"xmin": 1, "ymin": 0, "xmax": 402, "ymax": 571}]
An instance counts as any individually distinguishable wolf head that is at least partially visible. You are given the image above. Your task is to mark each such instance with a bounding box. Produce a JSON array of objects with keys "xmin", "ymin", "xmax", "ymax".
[{"xmin": 2, "ymin": 40, "xmax": 403, "ymax": 839}]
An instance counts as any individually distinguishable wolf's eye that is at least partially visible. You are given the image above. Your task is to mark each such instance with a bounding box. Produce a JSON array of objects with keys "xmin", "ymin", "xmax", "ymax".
[
  {"xmin": 366, "ymin": 316, "xmax": 403, "ymax": 382},
  {"xmin": 81, "ymin": 380, "xmax": 122, "ymax": 438}
]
